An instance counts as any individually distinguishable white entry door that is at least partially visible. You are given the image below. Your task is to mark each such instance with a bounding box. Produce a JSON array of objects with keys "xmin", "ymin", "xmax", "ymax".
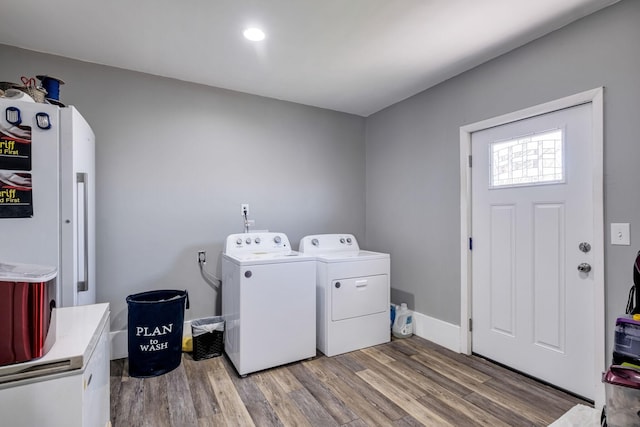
[{"xmin": 471, "ymin": 102, "xmax": 595, "ymax": 399}]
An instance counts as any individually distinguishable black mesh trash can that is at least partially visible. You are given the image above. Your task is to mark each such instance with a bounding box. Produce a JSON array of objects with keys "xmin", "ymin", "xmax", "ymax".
[
  {"xmin": 191, "ymin": 316, "xmax": 224, "ymax": 361},
  {"xmin": 126, "ymin": 289, "xmax": 189, "ymax": 378}
]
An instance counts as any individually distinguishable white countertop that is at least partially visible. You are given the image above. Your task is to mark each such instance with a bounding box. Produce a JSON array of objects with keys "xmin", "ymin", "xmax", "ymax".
[
  {"xmin": 312, "ymin": 250, "xmax": 390, "ymax": 262},
  {"xmin": 0, "ymin": 303, "xmax": 110, "ymax": 386}
]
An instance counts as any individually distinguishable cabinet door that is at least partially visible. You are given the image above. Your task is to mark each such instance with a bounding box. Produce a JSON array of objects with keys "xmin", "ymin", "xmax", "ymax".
[
  {"xmin": 0, "ymin": 374, "xmax": 81, "ymax": 426},
  {"xmin": 83, "ymin": 320, "xmax": 110, "ymax": 426}
]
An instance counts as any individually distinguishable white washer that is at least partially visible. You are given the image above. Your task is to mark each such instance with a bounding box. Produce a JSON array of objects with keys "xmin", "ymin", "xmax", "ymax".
[
  {"xmin": 299, "ymin": 234, "xmax": 390, "ymax": 357},
  {"xmin": 222, "ymin": 232, "xmax": 316, "ymax": 376}
]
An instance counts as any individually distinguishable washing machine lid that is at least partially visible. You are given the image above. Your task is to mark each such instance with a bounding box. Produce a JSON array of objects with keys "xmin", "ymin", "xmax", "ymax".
[{"xmin": 224, "ymin": 250, "xmax": 314, "ymax": 265}]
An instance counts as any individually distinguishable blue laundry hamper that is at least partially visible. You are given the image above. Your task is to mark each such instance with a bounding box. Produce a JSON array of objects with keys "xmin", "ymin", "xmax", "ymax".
[{"xmin": 126, "ymin": 289, "xmax": 189, "ymax": 378}]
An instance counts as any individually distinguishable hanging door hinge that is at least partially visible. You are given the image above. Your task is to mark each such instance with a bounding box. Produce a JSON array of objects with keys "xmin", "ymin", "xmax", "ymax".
[
  {"xmin": 468, "ymin": 155, "xmax": 472, "ymax": 167},
  {"xmin": 469, "ymin": 318, "xmax": 473, "ymax": 332}
]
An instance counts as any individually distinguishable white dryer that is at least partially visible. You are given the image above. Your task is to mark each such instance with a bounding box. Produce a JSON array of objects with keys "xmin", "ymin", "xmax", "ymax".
[
  {"xmin": 299, "ymin": 234, "xmax": 390, "ymax": 357},
  {"xmin": 222, "ymin": 232, "xmax": 316, "ymax": 376}
]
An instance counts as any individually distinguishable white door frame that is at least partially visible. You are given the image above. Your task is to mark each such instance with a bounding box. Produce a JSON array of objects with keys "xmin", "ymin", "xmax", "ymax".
[{"xmin": 459, "ymin": 87, "xmax": 605, "ymax": 406}]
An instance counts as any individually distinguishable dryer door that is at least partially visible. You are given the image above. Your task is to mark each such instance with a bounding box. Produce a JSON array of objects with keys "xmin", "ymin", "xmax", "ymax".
[{"xmin": 332, "ymin": 274, "xmax": 388, "ymax": 321}]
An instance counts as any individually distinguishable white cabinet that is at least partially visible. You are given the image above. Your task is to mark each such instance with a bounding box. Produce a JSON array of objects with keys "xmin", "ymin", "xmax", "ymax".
[
  {"xmin": 0, "ymin": 303, "xmax": 110, "ymax": 427},
  {"xmin": 83, "ymin": 317, "xmax": 110, "ymax": 426}
]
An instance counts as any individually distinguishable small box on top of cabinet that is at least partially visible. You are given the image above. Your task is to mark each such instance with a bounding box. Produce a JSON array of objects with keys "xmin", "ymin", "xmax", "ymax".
[{"xmin": 0, "ymin": 262, "xmax": 57, "ymax": 366}]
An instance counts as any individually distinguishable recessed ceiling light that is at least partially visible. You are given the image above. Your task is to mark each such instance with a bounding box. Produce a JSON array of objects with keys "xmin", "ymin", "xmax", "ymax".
[{"xmin": 243, "ymin": 27, "xmax": 265, "ymax": 42}]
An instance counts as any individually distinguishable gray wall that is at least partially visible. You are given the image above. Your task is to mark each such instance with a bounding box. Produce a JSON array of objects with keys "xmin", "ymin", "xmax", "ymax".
[
  {"xmin": 2, "ymin": 0, "xmax": 637, "ymax": 354},
  {"xmin": 0, "ymin": 45, "xmax": 366, "ymax": 331},
  {"xmin": 365, "ymin": 0, "xmax": 640, "ymax": 356}
]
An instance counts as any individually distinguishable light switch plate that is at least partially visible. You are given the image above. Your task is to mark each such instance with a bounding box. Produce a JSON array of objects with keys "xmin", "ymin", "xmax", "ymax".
[{"xmin": 611, "ymin": 223, "xmax": 630, "ymax": 245}]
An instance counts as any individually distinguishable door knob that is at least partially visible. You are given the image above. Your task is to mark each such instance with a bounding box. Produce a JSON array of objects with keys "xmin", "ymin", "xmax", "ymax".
[{"xmin": 577, "ymin": 263, "xmax": 592, "ymax": 273}]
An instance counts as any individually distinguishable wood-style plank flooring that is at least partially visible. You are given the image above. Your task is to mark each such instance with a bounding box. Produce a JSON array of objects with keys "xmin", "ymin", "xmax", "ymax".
[{"xmin": 110, "ymin": 336, "xmax": 589, "ymax": 426}]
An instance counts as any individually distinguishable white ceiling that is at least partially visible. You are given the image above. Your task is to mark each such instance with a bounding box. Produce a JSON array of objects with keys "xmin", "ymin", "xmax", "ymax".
[{"xmin": 0, "ymin": 0, "xmax": 619, "ymax": 116}]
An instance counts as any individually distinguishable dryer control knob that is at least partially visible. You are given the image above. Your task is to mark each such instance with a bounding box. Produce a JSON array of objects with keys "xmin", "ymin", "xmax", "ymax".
[
  {"xmin": 340, "ymin": 238, "xmax": 345, "ymax": 244},
  {"xmin": 274, "ymin": 236, "xmax": 282, "ymax": 244},
  {"xmin": 312, "ymin": 238, "xmax": 319, "ymax": 246},
  {"xmin": 246, "ymin": 237, "xmax": 252, "ymax": 244},
  {"xmin": 254, "ymin": 237, "xmax": 261, "ymax": 244},
  {"xmin": 335, "ymin": 282, "xmax": 341, "ymax": 288},
  {"xmin": 245, "ymin": 270, "xmax": 252, "ymax": 278},
  {"xmin": 346, "ymin": 237, "xmax": 352, "ymax": 243},
  {"xmin": 236, "ymin": 238, "xmax": 242, "ymax": 245}
]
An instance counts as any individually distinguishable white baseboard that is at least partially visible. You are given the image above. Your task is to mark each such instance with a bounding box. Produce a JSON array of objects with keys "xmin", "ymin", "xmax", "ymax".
[
  {"xmin": 412, "ymin": 310, "xmax": 460, "ymax": 353},
  {"xmin": 111, "ymin": 314, "xmax": 461, "ymax": 360},
  {"xmin": 110, "ymin": 319, "xmax": 193, "ymax": 360},
  {"xmin": 110, "ymin": 329, "xmax": 127, "ymax": 360}
]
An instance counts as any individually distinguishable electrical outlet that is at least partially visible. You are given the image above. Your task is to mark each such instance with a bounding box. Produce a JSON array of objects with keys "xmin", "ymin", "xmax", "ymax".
[
  {"xmin": 197, "ymin": 250, "xmax": 206, "ymax": 263},
  {"xmin": 241, "ymin": 203, "xmax": 249, "ymax": 216},
  {"xmin": 611, "ymin": 223, "xmax": 630, "ymax": 245}
]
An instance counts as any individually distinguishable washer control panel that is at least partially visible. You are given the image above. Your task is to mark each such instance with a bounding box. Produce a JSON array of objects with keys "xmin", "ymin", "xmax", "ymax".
[
  {"xmin": 224, "ymin": 232, "xmax": 291, "ymax": 255},
  {"xmin": 299, "ymin": 234, "xmax": 360, "ymax": 253}
]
